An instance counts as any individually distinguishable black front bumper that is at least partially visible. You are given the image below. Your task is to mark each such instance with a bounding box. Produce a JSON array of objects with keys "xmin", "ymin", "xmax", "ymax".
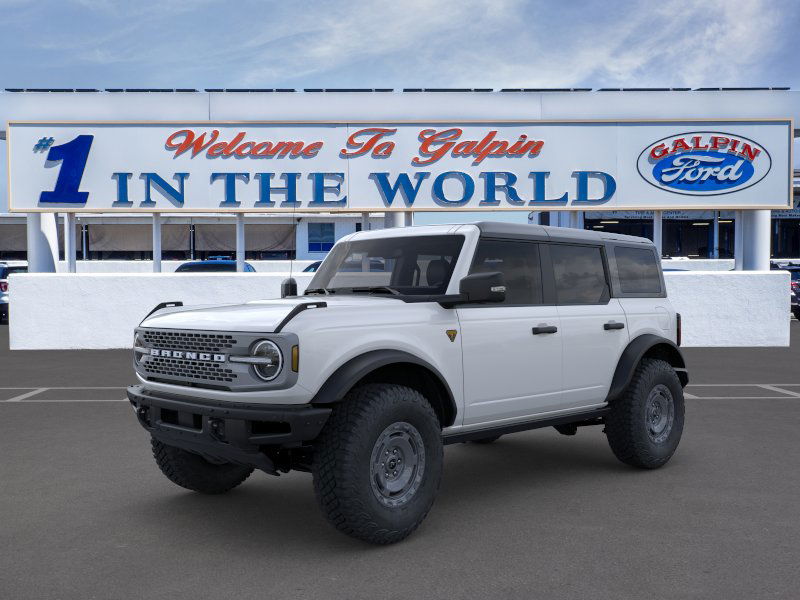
[{"xmin": 127, "ymin": 385, "xmax": 331, "ymax": 473}]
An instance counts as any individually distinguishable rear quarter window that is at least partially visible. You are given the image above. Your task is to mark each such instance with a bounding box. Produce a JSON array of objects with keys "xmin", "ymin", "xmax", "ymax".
[
  {"xmin": 614, "ymin": 246, "xmax": 662, "ymax": 295},
  {"xmin": 550, "ymin": 244, "xmax": 608, "ymax": 304}
]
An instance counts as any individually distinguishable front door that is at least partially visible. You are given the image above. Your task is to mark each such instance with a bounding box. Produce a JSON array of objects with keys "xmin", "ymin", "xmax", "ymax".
[{"xmin": 458, "ymin": 239, "xmax": 563, "ymax": 426}]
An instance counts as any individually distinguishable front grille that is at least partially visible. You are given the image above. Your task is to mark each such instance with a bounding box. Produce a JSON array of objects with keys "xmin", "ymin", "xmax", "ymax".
[
  {"xmin": 144, "ymin": 355, "xmax": 238, "ymax": 383},
  {"xmin": 142, "ymin": 330, "xmax": 237, "ymax": 353}
]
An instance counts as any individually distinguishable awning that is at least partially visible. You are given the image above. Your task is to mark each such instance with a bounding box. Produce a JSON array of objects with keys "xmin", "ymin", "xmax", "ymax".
[{"xmin": 194, "ymin": 223, "xmax": 295, "ymax": 251}]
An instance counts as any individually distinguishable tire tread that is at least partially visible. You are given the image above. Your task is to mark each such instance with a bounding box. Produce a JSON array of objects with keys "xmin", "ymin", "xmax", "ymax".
[
  {"xmin": 151, "ymin": 438, "xmax": 253, "ymax": 494},
  {"xmin": 312, "ymin": 383, "xmax": 442, "ymax": 544}
]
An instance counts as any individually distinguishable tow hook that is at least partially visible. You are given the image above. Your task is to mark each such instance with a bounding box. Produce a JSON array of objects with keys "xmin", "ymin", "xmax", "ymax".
[
  {"xmin": 209, "ymin": 418, "xmax": 226, "ymax": 441},
  {"xmin": 135, "ymin": 406, "xmax": 150, "ymax": 426}
]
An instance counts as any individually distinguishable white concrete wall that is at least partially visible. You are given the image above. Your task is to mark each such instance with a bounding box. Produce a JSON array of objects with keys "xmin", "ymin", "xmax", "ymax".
[
  {"xmin": 664, "ymin": 270, "xmax": 790, "ymax": 347},
  {"xmin": 662, "ymin": 259, "xmax": 735, "ymax": 271},
  {"xmin": 7, "ymin": 270, "xmax": 790, "ymax": 350},
  {"xmin": 8, "ymin": 273, "xmax": 313, "ymax": 350},
  {"xmin": 53, "ymin": 260, "xmax": 317, "ymax": 273},
  {"xmin": 45, "ymin": 257, "xmax": 800, "ymax": 274}
]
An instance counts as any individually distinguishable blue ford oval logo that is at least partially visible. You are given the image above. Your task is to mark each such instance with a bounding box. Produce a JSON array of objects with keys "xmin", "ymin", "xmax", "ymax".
[{"xmin": 637, "ymin": 132, "xmax": 771, "ymax": 196}]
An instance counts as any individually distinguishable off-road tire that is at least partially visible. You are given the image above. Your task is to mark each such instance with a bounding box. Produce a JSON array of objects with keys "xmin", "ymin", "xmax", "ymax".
[
  {"xmin": 605, "ymin": 358, "xmax": 684, "ymax": 469},
  {"xmin": 151, "ymin": 438, "xmax": 253, "ymax": 494},
  {"xmin": 312, "ymin": 383, "xmax": 443, "ymax": 544},
  {"xmin": 471, "ymin": 435, "xmax": 502, "ymax": 444}
]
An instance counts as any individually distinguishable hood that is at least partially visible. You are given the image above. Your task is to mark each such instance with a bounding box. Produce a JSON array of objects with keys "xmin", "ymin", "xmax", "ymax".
[{"xmin": 140, "ymin": 295, "xmax": 404, "ymax": 332}]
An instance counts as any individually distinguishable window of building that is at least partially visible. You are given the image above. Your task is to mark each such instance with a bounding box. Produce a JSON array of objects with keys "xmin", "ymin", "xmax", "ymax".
[
  {"xmin": 469, "ymin": 240, "xmax": 542, "ymax": 305},
  {"xmin": 551, "ymin": 244, "xmax": 608, "ymax": 304},
  {"xmin": 614, "ymin": 246, "xmax": 662, "ymax": 294},
  {"xmin": 308, "ymin": 223, "xmax": 335, "ymax": 253},
  {"xmin": 0, "ymin": 223, "xmax": 28, "ymax": 260}
]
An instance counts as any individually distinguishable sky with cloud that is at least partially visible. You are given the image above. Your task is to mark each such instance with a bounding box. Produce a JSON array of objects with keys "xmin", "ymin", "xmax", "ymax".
[
  {"xmin": 1, "ymin": 0, "xmax": 797, "ymax": 90},
  {"xmin": 0, "ymin": 0, "xmax": 796, "ymax": 222}
]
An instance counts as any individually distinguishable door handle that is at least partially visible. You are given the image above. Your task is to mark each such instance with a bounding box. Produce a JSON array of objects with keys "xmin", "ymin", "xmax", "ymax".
[
  {"xmin": 604, "ymin": 321, "xmax": 625, "ymax": 330},
  {"xmin": 532, "ymin": 325, "xmax": 558, "ymax": 335}
]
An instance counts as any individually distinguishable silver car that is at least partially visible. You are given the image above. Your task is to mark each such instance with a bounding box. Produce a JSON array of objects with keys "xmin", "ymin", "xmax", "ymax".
[{"xmin": 0, "ymin": 261, "xmax": 28, "ymax": 323}]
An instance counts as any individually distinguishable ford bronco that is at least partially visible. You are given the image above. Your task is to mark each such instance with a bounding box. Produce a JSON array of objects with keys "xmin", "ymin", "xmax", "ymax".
[{"xmin": 128, "ymin": 222, "xmax": 687, "ymax": 544}]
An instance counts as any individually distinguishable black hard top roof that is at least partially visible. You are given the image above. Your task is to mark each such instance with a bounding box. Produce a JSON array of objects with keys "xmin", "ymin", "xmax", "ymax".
[{"xmin": 473, "ymin": 221, "xmax": 652, "ymax": 246}]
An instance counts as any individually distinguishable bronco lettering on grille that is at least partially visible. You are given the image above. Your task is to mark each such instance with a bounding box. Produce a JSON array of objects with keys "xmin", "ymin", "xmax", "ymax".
[{"xmin": 150, "ymin": 349, "xmax": 226, "ymax": 362}]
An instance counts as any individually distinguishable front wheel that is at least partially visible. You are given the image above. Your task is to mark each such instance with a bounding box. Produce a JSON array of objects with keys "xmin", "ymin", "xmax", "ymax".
[
  {"xmin": 312, "ymin": 383, "xmax": 443, "ymax": 544},
  {"xmin": 605, "ymin": 358, "xmax": 685, "ymax": 469},
  {"xmin": 151, "ymin": 438, "xmax": 253, "ymax": 494}
]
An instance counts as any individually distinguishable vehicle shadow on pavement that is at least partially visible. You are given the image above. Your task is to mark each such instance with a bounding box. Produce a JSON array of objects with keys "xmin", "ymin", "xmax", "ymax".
[{"xmin": 123, "ymin": 429, "xmax": 634, "ymax": 551}]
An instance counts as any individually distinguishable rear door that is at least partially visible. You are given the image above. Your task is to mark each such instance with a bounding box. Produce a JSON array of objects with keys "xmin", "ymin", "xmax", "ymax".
[
  {"xmin": 457, "ymin": 239, "xmax": 563, "ymax": 426},
  {"xmin": 547, "ymin": 243, "xmax": 629, "ymax": 409}
]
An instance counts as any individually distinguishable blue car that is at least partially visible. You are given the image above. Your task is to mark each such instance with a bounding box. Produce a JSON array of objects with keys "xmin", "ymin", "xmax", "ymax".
[{"xmin": 175, "ymin": 258, "xmax": 256, "ymax": 273}]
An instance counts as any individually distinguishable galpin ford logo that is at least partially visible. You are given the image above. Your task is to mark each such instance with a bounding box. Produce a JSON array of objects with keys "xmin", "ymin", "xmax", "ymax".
[{"xmin": 637, "ymin": 132, "xmax": 771, "ymax": 196}]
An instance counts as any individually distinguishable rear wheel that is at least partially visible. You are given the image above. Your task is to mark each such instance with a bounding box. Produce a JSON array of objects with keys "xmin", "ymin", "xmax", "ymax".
[
  {"xmin": 312, "ymin": 383, "xmax": 443, "ymax": 544},
  {"xmin": 151, "ymin": 438, "xmax": 253, "ymax": 494},
  {"xmin": 605, "ymin": 358, "xmax": 684, "ymax": 469}
]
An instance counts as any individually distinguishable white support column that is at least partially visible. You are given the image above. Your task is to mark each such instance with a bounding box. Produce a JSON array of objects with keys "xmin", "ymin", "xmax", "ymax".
[
  {"xmin": 235, "ymin": 213, "xmax": 245, "ymax": 272},
  {"xmin": 81, "ymin": 223, "xmax": 89, "ymax": 261},
  {"xmin": 25, "ymin": 213, "xmax": 59, "ymax": 273},
  {"xmin": 63, "ymin": 212, "xmax": 76, "ymax": 273},
  {"xmin": 741, "ymin": 210, "xmax": 771, "ymax": 270},
  {"xmin": 734, "ymin": 210, "xmax": 744, "ymax": 270},
  {"xmin": 361, "ymin": 212, "xmax": 369, "ymax": 231},
  {"xmin": 389, "ymin": 211, "xmax": 409, "ymax": 228},
  {"xmin": 152, "ymin": 213, "xmax": 162, "ymax": 273},
  {"xmin": 712, "ymin": 211, "xmax": 720, "ymax": 259},
  {"xmin": 652, "ymin": 210, "xmax": 663, "ymax": 256}
]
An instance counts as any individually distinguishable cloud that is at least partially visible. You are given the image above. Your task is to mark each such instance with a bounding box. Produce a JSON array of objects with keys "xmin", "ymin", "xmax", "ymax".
[{"xmin": 0, "ymin": 0, "xmax": 796, "ymax": 89}]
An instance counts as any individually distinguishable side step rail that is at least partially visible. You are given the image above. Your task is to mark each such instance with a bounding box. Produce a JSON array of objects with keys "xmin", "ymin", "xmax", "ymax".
[{"xmin": 442, "ymin": 407, "xmax": 610, "ymax": 445}]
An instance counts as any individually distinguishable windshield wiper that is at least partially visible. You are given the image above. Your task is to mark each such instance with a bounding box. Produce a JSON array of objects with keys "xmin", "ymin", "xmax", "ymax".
[
  {"xmin": 304, "ymin": 288, "xmax": 332, "ymax": 295},
  {"xmin": 349, "ymin": 286, "xmax": 401, "ymax": 296}
]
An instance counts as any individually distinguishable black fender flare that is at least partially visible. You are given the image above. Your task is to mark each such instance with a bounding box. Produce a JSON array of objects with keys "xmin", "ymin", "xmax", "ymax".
[
  {"xmin": 606, "ymin": 334, "xmax": 688, "ymax": 403},
  {"xmin": 311, "ymin": 349, "xmax": 457, "ymax": 426}
]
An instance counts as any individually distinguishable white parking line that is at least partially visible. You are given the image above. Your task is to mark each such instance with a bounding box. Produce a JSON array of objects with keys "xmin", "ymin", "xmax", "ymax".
[
  {"xmin": 6, "ymin": 388, "xmax": 48, "ymax": 402},
  {"xmin": 18, "ymin": 399, "xmax": 128, "ymax": 403},
  {"xmin": 0, "ymin": 386, "xmax": 125, "ymax": 390},
  {"xmin": 683, "ymin": 397, "xmax": 798, "ymax": 400},
  {"xmin": 757, "ymin": 384, "xmax": 800, "ymax": 397},
  {"xmin": 2, "ymin": 384, "xmax": 800, "ymax": 403}
]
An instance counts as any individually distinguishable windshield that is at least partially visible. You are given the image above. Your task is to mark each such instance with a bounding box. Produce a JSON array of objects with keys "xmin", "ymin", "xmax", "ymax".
[{"xmin": 307, "ymin": 235, "xmax": 465, "ymax": 296}]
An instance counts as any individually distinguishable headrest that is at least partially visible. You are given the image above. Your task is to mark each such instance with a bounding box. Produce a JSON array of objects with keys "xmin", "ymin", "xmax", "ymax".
[{"xmin": 426, "ymin": 259, "xmax": 449, "ymax": 288}]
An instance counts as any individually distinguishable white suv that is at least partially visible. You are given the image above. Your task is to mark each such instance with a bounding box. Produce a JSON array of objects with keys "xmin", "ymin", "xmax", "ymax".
[{"xmin": 128, "ymin": 222, "xmax": 687, "ymax": 544}]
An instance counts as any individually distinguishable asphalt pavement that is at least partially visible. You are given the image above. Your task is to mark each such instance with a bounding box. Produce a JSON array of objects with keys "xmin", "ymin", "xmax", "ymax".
[{"xmin": 1, "ymin": 323, "xmax": 799, "ymax": 599}]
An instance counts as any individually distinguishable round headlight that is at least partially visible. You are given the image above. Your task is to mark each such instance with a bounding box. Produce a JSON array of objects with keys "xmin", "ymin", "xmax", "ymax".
[
  {"xmin": 252, "ymin": 340, "xmax": 283, "ymax": 381},
  {"xmin": 133, "ymin": 332, "xmax": 147, "ymax": 365}
]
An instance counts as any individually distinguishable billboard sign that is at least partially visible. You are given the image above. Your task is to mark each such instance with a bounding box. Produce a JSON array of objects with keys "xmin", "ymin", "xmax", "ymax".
[{"xmin": 7, "ymin": 120, "xmax": 792, "ymax": 213}]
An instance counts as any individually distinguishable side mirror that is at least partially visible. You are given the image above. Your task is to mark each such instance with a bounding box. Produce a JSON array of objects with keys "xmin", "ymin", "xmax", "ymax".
[
  {"xmin": 281, "ymin": 277, "xmax": 298, "ymax": 298},
  {"xmin": 458, "ymin": 271, "xmax": 506, "ymax": 304}
]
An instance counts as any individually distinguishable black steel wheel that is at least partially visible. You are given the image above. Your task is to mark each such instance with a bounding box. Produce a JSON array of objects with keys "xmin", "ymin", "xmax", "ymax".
[
  {"xmin": 605, "ymin": 358, "xmax": 685, "ymax": 469},
  {"xmin": 312, "ymin": 383, "xmax": 443, "ymax": 544}
]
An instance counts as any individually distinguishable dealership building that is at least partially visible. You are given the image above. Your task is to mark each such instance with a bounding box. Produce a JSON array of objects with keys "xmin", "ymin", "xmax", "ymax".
[
  {"xmin": 1, "ymin": 88, "xmax": 798, "ymax": 351},
  {"xmin": 0, "ymin": 88, "xmax": 798, "ymax": 268}
]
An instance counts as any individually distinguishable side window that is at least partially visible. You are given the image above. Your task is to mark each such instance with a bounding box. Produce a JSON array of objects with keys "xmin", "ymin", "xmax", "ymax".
[
  {"xmin": 551, "ymin": 244, "xmax": 608, "ymax": 304},
  {"xmin": 469, "ymin": 240, "xmax": 543, "ymax": 305},
  {"xmin": 614, "ymin": 246, "xmax": 662, "ymax": 294}
]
